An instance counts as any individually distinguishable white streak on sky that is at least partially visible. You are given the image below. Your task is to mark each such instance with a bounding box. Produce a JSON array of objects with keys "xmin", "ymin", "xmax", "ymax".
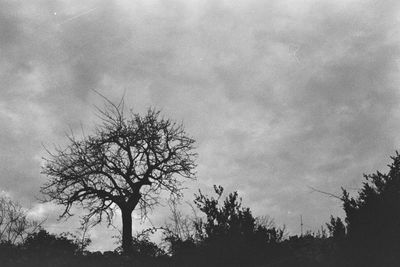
[{"xmin": 57, "ymin": 6, "xmax": 99, "ymax": 26}]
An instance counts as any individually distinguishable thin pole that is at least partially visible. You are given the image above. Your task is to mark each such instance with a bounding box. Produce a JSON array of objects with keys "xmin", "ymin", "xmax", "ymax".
[{"xmin": 300, "ymin": 215, "xmax": 303, "ymax": 236}]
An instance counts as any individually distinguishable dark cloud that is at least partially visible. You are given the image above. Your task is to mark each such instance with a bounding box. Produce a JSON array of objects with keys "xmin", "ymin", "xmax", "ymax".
[{"xmin": 0, "ymin": 0, "xmax": 399, "ymax": 250}]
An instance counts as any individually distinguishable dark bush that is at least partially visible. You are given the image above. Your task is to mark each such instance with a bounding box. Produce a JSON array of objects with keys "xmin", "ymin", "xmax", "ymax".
[
  {"xmin": 163, "ymin": 185, "xmax": 286, "ymax": 266},
  {"xmin": 342, "ymin": 152, "xmax": 400, "ymax": 266}
]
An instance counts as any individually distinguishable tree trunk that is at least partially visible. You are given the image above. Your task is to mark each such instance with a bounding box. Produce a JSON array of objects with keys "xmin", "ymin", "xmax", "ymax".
[{"xmin": 121, "ymin": 209, "xmax": 133, "ymax": 253}]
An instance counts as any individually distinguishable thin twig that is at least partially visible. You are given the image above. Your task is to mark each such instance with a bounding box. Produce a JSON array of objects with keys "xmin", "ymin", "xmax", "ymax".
[{"xmin": 307, "ymin": 186, "xmax": 342, "ymax": 200}]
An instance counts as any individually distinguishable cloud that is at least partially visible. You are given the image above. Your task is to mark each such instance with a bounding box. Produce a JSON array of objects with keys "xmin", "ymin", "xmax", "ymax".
[{"xmin": 0, "ymin": 0, "xmax": 399, "ymax": 250}]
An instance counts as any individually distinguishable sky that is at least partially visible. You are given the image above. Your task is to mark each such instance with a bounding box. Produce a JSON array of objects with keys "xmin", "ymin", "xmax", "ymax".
[{"xmin": 0, "ymin": 0, "xmax": 400, "ymax": 251}]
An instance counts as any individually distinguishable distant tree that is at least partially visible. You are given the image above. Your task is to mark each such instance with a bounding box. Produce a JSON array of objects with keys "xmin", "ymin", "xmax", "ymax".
[
  {"xmin": 41, "ymin": 97, "xmax": 197, "ymax": 253},
  {"xmin": 0, "ymin": 196, "xmax": 41, "ymax": 245},
  {"xmin": 342, "ymin": 152, "xmax": 400, "ymax": 266}
]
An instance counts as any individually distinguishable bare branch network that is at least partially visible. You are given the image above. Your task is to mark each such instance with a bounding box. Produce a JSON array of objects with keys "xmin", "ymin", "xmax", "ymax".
[
  {"xmin": 0, "ymin": 197, "xmax": 42, "ymax": 244},
  {"xmin": 41, "ymin": 100, "xmax": 197, "ymax": 230}
]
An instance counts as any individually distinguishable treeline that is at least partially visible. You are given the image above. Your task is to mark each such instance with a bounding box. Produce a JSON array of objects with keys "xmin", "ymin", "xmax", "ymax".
[{"xmin": 3, "ymin": 152, "xmax": 400, "ymax": 266}]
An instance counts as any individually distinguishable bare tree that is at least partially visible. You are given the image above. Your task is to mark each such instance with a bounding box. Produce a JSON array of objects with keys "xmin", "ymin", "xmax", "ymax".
[
  {"xmin": 0, "ymin": 196, "xmax": 42, "ymax": 244},
  {"xmin": 41, "ymin": 98, "xmax": 197, "ymax": 253},
  {"xmin": 164, "ymin": 200, "xmax": 199, "ymax": 241}
]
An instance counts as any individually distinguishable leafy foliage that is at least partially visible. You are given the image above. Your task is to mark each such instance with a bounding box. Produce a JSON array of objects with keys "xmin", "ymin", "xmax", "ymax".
[
  {"xmin": 162, "ymin": 185, "xmax": 286, "ymax": 266},
  {"xmin": 342, "ymin": 152, "xmax": 400, "ymax": 266}
]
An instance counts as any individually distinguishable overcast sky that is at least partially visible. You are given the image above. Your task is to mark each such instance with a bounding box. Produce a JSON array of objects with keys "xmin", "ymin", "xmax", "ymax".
[{"xmin": 1, "ymin": 0, "xmax": 399, "ymax": 251}]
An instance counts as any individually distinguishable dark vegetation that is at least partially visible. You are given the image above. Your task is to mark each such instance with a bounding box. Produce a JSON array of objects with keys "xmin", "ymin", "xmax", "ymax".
[
  {"xmin": 2, "ymin": 100, "xmax": 400, "ymax": 266},
  {"xmin": 3, "ymin": 152, "xmax": 400, "ymax": 266}
]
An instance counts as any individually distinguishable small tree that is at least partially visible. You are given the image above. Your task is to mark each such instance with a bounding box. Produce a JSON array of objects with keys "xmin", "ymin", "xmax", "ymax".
[
  {"xmin": 0, "ymin": 196, "xmax": 41, "ymax": 245},
  {"xmin": 41, "ymin": 98, "xmax": 196, "ymax": 253}
]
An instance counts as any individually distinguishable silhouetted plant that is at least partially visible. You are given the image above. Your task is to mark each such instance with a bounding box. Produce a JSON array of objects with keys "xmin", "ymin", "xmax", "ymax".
[
  {"xmin": 0, "ymin": 196, "xmax": 42, "ymax": 245},
  {"xmin": 41, "ymin": 95, "xmax": 197, "ymax": 253},
  {"xmin": 191, "ymin": 185, "xmax": 286, "ymax": 266},
  {"xmin": 131, "ymin": 231, "xmax": 165, "ymax": 258},
  {"xmin": 23, "ymin": 230, "xmax": 81, "ymax": 255},
  {"xmin": 342, "ymin": 152, "xmax": 400, "ymax": 266},
  {"xmin": 326, "ymin": 216, "xmax": 346, "ymax": 240},
  {"xmin": 162, "ymin": 201, "xmax": 198, "ymax": 261}
]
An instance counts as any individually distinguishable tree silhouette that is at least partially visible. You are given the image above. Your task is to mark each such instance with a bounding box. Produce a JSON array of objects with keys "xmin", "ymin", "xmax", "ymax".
[
  {"xmin": 342, "ymin": 152, "xmax": 400, "ymax": 266},
  {"xmin": 0, "ymin": 196, "xmax": 42, "ymax": 245},
  {"xmin": 41, "ymin": 98, "xmax": 196, "ymax": 253}
]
